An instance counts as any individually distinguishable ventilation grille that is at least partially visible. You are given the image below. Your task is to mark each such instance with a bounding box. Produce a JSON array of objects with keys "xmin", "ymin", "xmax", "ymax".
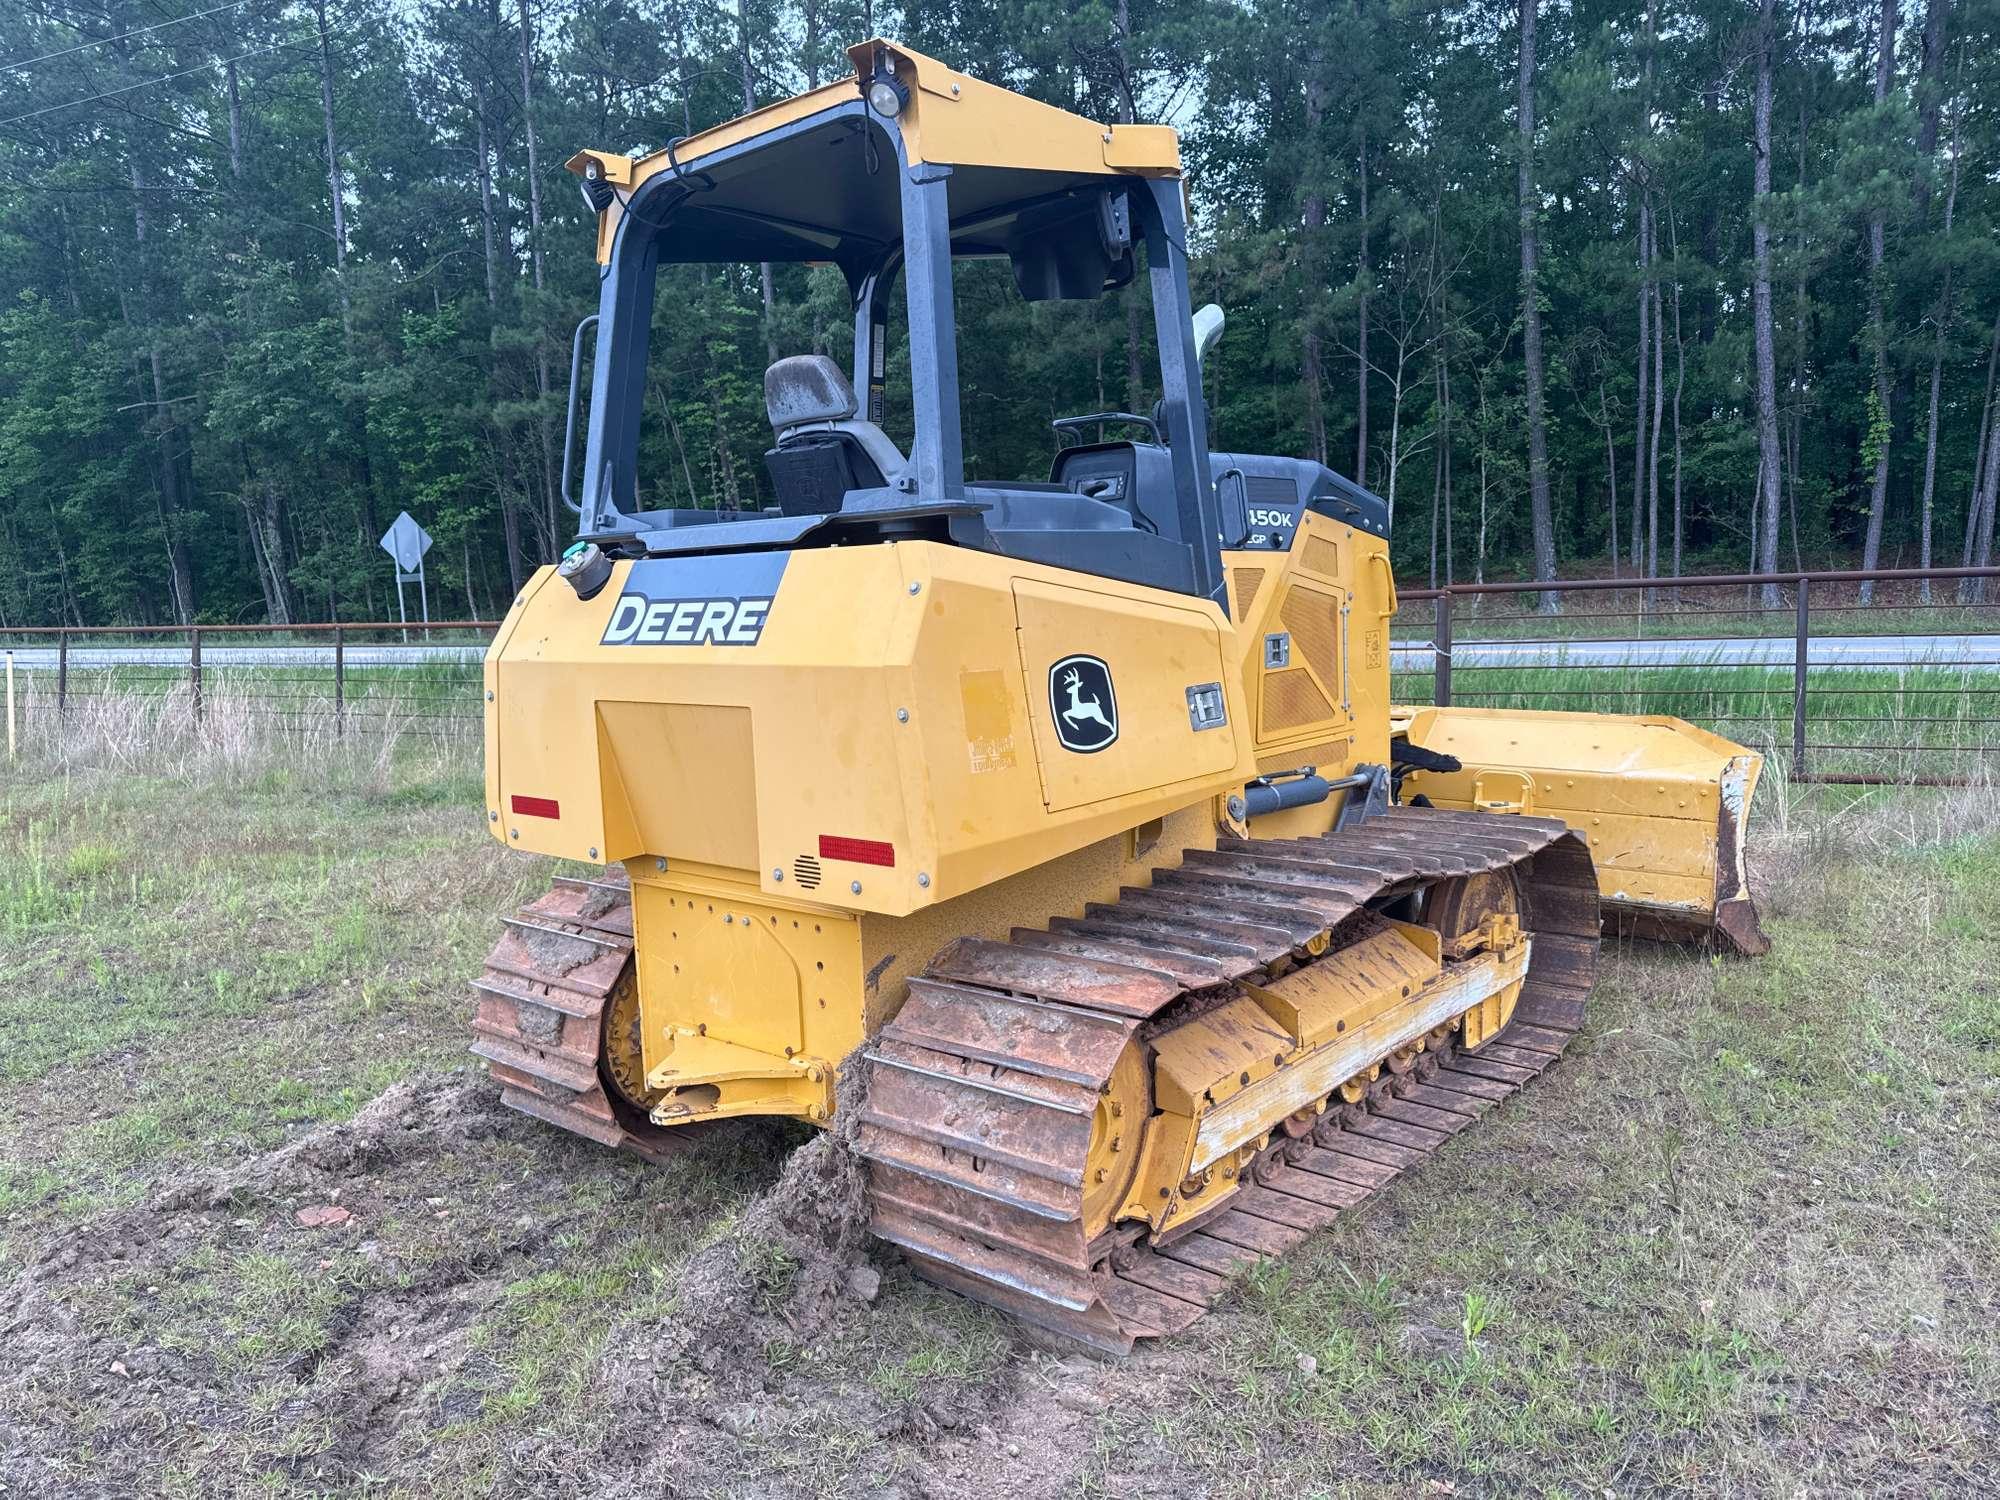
[
  {"xmin": 792, "ymin": 855, "xmax": 822, "ymax": 890},
  {"xmin": 1282, "ymin": 586, "xmax": 1341, "ymax": 685},
  {"xmin": 1300, "ymin": 535, "xmax": 1342, "ymax": 582},
  {"xmin": 1258, "ymin": 584, "xmax": 1345, "ymax": 735},
  {"xmin": 1261, "ymin": 669, "xmax": 1337, "ymax": 732},
  {"xmin": 1230, "ymin": 566, "xmax": 1266, "ymax": 616}
]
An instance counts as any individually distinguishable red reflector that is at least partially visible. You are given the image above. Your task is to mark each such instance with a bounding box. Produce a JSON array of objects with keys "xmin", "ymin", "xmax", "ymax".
[
  {"xmin": 819, "ymin": 834, "xmax": 896, "ymax": 868},
  {"xmin": 511, "ymin": 794, "xmax": 561, "ymax": 819}
]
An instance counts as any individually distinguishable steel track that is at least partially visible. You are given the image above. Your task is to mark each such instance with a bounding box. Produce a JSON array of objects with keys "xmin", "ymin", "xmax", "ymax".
[
  {"xmin": 855, "ymin": 808, "xmax": 1601, "ymax": 1353},
  {"xmin": 465, "ymin": 809, "xmax": 1600, "ymax": 1351},
  {"xmin": 468, "ymin": 872, "xmax": 696, "ymax": 1162}
]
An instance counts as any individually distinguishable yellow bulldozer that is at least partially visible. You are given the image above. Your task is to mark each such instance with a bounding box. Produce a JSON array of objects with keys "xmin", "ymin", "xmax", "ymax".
[{"xmin": 471, "ymin": 40, "xmax": 1767, "ymax": 1352}]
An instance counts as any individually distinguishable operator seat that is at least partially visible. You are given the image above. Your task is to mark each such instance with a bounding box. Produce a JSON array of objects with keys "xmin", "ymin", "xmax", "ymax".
[{"xmin": 762, "ymin": 355, "xmax": 907, "ymax": 515}]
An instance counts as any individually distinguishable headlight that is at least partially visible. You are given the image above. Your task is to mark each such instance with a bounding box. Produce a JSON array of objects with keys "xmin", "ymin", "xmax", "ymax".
[{"xmin": 866, "ymin": 70, "xmax": 908, "ymax": 118}]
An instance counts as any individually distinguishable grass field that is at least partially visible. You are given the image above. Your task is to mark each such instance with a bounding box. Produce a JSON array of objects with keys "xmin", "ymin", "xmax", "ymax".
[{"xmin": 2, "ymin": 725, "xmax": 1997, "ymax": 1497}]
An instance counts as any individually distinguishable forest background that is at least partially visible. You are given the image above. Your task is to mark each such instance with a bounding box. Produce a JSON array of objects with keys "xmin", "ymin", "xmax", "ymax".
[{"xmin": 1, "ymin": 0, "xmax": 1997, "ymax": 628}]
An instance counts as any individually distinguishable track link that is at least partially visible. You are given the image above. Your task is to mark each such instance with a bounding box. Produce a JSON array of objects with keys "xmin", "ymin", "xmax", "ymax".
[
  {"xmin": 468, "ymin": 873, "xmax": 694, "ymax": 1162},
  {"xmin": 856, "ymin": 808, "xmax": 1601, "ymax": 1353}
]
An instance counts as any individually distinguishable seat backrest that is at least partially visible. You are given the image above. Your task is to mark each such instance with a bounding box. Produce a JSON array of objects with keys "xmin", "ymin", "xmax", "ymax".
[
  {"xmin": 764, "ymin": 354, "xmax": 908, "ymax": 482},
  {"xmin": 765, "ymin": 354, "xmax": 856, "ymax": 428}
]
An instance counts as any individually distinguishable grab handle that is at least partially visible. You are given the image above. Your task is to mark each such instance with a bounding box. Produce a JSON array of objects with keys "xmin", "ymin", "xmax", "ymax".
[
  {"xmin": 1368, "ymin": 549, "xmax": 1399, "ymax": 619},
  {"xmin": 560, "ymin": 314, "xmax": 600, "ymax": 516}
]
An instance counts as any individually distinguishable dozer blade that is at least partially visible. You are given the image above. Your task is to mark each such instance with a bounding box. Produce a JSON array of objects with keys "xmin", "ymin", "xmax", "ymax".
[{"xmin": 1392, "ymin": 705, "xmax": 1769, "ymax": 955}]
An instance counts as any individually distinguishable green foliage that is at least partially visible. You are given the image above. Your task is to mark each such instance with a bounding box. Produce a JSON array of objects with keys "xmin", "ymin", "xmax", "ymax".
[
  {"xmin": 2, "ymin": 0, "xmax": 1997, "ymax": 628},
  {"xmin": 1861, "ymin": 386, "xmax": 1891, "ymax": 474}
]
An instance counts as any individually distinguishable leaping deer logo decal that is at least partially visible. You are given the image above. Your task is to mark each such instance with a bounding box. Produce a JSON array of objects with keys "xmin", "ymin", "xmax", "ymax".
[{"xmin": 1049, "ymin": 655, "xmax": 1119, "ymax": 753}]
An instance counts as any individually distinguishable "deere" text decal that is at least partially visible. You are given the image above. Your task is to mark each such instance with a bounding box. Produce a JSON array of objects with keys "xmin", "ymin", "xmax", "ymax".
[
  {"xmin": 603, "ymin": 595, "xmax": 771, "ymax": 645},
  {"xmin": 598, "ymin": 552, "xmax": 787, "ymax": 648}
]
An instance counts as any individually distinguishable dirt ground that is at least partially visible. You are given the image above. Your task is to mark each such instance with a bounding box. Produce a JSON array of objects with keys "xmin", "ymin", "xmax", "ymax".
[{"xmin": 1, "ymin": 752, "xmax": 1996, "ymax": 1497}]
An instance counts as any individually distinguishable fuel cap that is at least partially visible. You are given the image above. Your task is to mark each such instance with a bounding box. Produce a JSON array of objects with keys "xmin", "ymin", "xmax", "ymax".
[{"xmin": 558, "ymin": 541, "xmax": 613, "ymax": 601}]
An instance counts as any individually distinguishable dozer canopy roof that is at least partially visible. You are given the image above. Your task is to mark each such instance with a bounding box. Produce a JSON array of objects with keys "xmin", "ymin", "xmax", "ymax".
[
  {"xmin": 562, "ymin": 38, "xmax": 1231, "ymax": 607},
  {"xmin": 564, "ymin": 38, "xmax": 1182, "ymax": 274}
]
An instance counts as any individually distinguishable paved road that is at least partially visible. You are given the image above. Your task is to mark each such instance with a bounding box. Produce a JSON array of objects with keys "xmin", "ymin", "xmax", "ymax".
[
  {"xmin": 1, "ymin": 633, "xmax": 1997, "ymax": 673},
  {"xmin": 1392, "ymin": 632, "xmax": 2000, "ymax": 671}
]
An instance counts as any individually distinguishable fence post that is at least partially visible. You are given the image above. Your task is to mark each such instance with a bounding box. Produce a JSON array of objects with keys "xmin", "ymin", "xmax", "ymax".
[
  {"xmin": 334, "ymin": 625, "xmax": 345, "ymax": 738},
  {"xmin": 1791, "ymin": 577, "xmax": 1808, "ymax": 779},
  {"xmin": 56, "ymin": 629, "xmax": 67, "ymax": 714},
  {"xmin": 190, "ymin": 626, "xmax": 202, "ymax": 723},
  {"xmin": 1433, "ymin": 590, "xmax": 1453, "ymax": 707}
]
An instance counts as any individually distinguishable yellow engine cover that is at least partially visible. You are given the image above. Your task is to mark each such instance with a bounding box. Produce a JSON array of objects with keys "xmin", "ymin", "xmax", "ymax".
[{"xmin": 484, "ymin": 539, "xmax": 1258, "ymax": 917}]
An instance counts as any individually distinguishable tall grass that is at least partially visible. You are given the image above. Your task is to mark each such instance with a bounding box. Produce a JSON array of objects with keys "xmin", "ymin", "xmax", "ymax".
[
  {"xmin": 0, "ymin": 680, "xmax": 479, "ymax": 792},
  {"xmin": 1394, "ymin": 660, "xmax": 2000, "ymax": 782}
]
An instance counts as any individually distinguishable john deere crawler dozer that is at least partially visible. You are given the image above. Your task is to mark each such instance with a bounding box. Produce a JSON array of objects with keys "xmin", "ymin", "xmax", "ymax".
[{"xmin": 472, "ymin": 40, "xmax": 1767, "ymax": 1352}]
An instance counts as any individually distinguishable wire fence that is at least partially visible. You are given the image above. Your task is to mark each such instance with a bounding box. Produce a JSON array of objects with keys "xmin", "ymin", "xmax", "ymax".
[
  {"xmin": 0, "ymin": 621, "xmax": 493, "ymax": 743},
  {"xmin": 3, "ymin": 565, "xmax": 1998, "ymax": 784},
  {"xmin": 1391, "ymin": 565, "xmax": 2000, "ymax": 785}
]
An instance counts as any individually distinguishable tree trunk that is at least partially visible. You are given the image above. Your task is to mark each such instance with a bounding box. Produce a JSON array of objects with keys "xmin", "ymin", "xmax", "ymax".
[
  {"xmin": 1964, "ymin": 310, "xmax": 2000, "ymax": 601},
  {"xmin": 1632, "ymin": 198, "xmax": 1651, "ymax": 576},
  {"xmin": 473, "ymin": 81, "xmax": 520, "ymax": 591},
  {"xmin": 1355, "ymin": 129, "xmax": 1371, "ymax": 485},
  {"xmin": 1752, "ymin": 0, "xmax": 1784, "ymax": 608},
  {"xmin": 129, "ymin": 160, "xmax": 198, "ymax": 626},
  {"xmin": 1918, "ymin": 107, "xmax": 1960, "ymax": 601},
  {"xmin": 241, "ymin": 495, "xmax": 282, "ymax": 625},
  {"xmin": 1648, "ymin": 269, "xmax": 1665, "ymax": 584},
  {"xmin": 1748, "ymin": 462, "xmax": 1763, "ymax": 575},
  {"xmin": 1301, "ymin": 332, "xmax": 1328, "ymax": 469},
  {"xmin": 42, "ymin": 495, "xmax": 83, "ymax": 628},
  {"xmin": 737, "ymin": 6, "xmax": 778, "ymax": 364},
  {"xmin": 1632, "ymin": 0, "xmax": 1656, "ymax": 578},
  {"xmin": 1699, "ymin": 80, "xmax": 1721, "ymax": 347},
  {"xmin": 239, "ymin": 442, "xmax": 292, "ymax": 625},
  {"xmin": 1428, "ymin": 344, "xmax": 1445, "ymax": 588},
  {"xmin": 518, "ymin": 0, "xmax": 547, "ymax": 295},
  {"xmin": 1670, "ymin": 213, "xmax": 1686, "ymax": 582},
  {"xmin": 1299, "ymin": 47, "xmax": 1330, "ymax": 468},
  {"xmin": 1475, "ymin": 371, "xmax": 1491, "ymax": 586},
  {"xmin": 1858, "ymin": 0, "xmax": 1896, "ymax": 603},
  {"xmin": 1600, "ymin": 380, "xmax": 1619, "ymax": 576},
  {"xmin": 474, "ymin": 87, "xmax": 499, "ymax": 311},
  {"xmin": 1913, "ymin": 0, "xmax": 1951, "ymax": 214},
  {"xmin": 519, "ymin": 0, "xmax": 561, "ymax": 554},
  {"xmin": 1787, "ymin": 2, "xmax": 1814, "ymax": 572},
  {"xmin": 500, "ymin": 472, "xmax": 525, "ymax": 597},
  {"xmin": 1113, "ymin": 3, "xmax": 1146, "ymax": 422},
  {"xmin": 224, "ymin": 55, "xmax": 244, "ymax": 181},
  {"xmin": 314, "ymin": 0, "xmax": 351, "ymax": 336},
  {"xmin": 56, "ymin": 202, "xmax": 83, "ymax": 321},
  {"xmin": 1385, "ymin": 356, "xmax": 1407, "ymax": 529},
  {"xmin": 1439, "ymin": 334, "xmax": 1453, "ymax": 584},
  {"xmin": 149, "ymin": 349, "xmax": 197, "ymax": 625},
  {"xmin": 1517, "ymin": 0, "xmax": 1558, "ymax": 612},
  {"xmin": 1971, "ymin": 409, "xmax": 2000, "ymax": 600}
]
